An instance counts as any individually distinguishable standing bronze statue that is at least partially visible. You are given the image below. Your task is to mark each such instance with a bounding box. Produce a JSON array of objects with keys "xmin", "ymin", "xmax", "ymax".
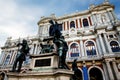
[
  {"xmin": 71, "ymin": 59, "xmax": 82, "ymax": 80},
  {"xmin": 12, "ymin": 39, "xmax": 30, "ymax": 72},
  {"xmin": 49, "ymin": 20, "xmax": 69, "ymax": 69}
]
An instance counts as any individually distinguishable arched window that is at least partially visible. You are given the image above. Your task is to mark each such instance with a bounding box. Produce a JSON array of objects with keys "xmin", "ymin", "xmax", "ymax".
[
  {"xmin": 70, "ymin": 43, "xmax": 80, "ymax": 57},
  {"xmin": 83, "ymin": 18, "xmax": 89, "ymax": 27},
  {"xmin": 85, "ymin": 41, "xmax": 96, "ymax": 56},
  {"xmin": 110, "ymin": 41, "xmax": 120, "ymax": 52},
  {"xmin": 70, "ymin": 21, "xmax": 75, "ymax": 28}
]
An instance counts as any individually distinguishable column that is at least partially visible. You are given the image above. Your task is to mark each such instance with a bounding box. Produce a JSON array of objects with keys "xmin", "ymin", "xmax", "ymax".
[
  {"xmin": 34, "ymin": 44, "xmax": 37, "ymax": 55},
  {"xmin": 9, "ymin": 50, "xmax": 14, "ymax": 65},
  {"xmin": 106, "ymin": 61, "xmax": 114, "ymax": 80},
  {"xmin": 107, "ymin": 11, "xmax": 113, "ymax": 22},
  {"xmin": 30, "ymin": 44, "xmax": 34, "ymax": 54},
  {"xmin": 76, "ymin": 19, "xmax": 78, "ymax": 28},
  {"xmin": 33, "ymin": 44, "xmax": 36, "ymax": 54},
  {"xmin": 65, "ymin": 21, "xmax": 68, "ymax": 30},
  {"xmin": 77, "ymin": 19, "xmax": 80, "ymax": 28},
  {"xmin": 35, "ymin": 44, "xmax": 38, "ymax": 55},
  {"xmin": 11, "ymin": 50, "xmax": 17, "ymax": 65},
  {"xmin": 80, "ymin": 40, "xmax": 85, "ymax": 57},
  {"xmin": 63, "ymin": 22, "xmax": 65, "ymax": 31},
  {"xmin": 96, "ymin": 37, "xmax": 102, "ymax": 55},
  {"xmin": 92, "ymin": 14, "xmax": 97, "ymax": 26},
  {"xmin": 102, "ymin": 62, "xmax": 109, "ymax": 80},
  {"xmin": 36, "ymin": 44, "xmax": 40, "ymax": 54},
  {"xmin": 98, "ymin": 34, "xmax": 106, "ymax": 54},
  {"xmin": 88, "ymin": 16, "xmax": 92, "ymax": 26},
  {"xmin": 67, "ymin": 21, "xmax": 69, "ymax": 30},
  {"xmin": 91, "ymin": 15, "xmax": 94, "ymax": 25},
  {"xmin": 94, "ymin": 14, "xmax": 98, "ymax": 26},
  {"xmin": 0, "ymin": 51, "xmax": 5, "ymax": 65},
  {"xmin": 112, "ymin": 61, "xmax": 120, "ymax": 80},
  {"xmin": 111, "ymin": 11, "xmax": 117, "ymax": 21},
  {"xmin": 79, "ymin": 18, "xmax": 82, "ymax": 28},
  {"xmin": 103, "ymin": 33, "xmax": 113, "ymax": 53},
  {"xmin": 117, "ymin": 32, "xmax": 120, "ymax": 43}
]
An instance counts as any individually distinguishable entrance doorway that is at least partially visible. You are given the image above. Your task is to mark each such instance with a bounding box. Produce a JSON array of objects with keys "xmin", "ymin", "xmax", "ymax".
[
  {"xmin": 0, "ymin": 72, "xmax": 5, "ymax": 80},
  {"xmin": 89, "ymin": 67, "xmax": 103, "ymax": 80}
]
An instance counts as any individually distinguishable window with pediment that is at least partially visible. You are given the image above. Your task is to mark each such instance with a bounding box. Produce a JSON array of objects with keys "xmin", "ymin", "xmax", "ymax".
[{"xmin": 110, "ymin": 41, "xmax": 120, "ymax": 52}]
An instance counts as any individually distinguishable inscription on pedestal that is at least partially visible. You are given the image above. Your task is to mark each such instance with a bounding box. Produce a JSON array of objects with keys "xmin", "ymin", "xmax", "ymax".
[{"xmin": 35, "ymin": 58, "xmax": 51, "ymax": 67}]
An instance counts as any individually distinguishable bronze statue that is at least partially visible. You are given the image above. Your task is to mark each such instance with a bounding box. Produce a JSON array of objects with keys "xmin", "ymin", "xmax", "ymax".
[
  {"xmin": 49, "ymin": 20, "xmax": 62, "ymax": 37},
  {"xmin": 12, "ymin": 39, "xmax": 30, "ymax": 72},
  {"xmin": 71, "ymin": 59, "xmax": 82, "ymax": 80},
  {"xmin": 49, "ymin": 19, "xmax": 69, "ymax": 69},
  {"xmin": 40, "ymin": 41, "xmax": 54, "ymax": 53}
]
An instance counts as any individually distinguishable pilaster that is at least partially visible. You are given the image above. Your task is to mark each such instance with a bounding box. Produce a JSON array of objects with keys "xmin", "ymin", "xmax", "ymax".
[
  {"xmin": 34, "ymin": 44, "xmax": 37, "ymax": 55},
  {"xmin": 105, "ymin": 60, "xmax": 114, "ymax": 80},
  {"xmin": 96, "ymin": 37, "xmax": 102, "ymax": 55},
  {"xmin": 102, "ymin": 62, "xmax": 109, "ymax": 80},
  {"xmin": 103, "ymin": 33, "xmax": 112, "ymax": 53},
  {"xmin": 80, "ymin": 40, "xmax": 85, "ymax": 57},
  {"xmin": 112, "ymin": 61, "xmax": 120, "ymax": 80},
  {"xmin": 98, "ymin": 34, "xmax": 106, "ymax": 54}
]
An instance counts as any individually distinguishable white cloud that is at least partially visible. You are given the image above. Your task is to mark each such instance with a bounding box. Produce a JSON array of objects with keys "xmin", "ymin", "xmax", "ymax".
[{"xmin": 0, "ymin": 0, "xmax": 46, "ymax": 48}]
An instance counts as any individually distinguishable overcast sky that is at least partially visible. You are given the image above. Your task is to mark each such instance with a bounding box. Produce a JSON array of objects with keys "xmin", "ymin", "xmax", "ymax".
[{"xmin": 0, "ymin": 0, "xmax": 120, "ymax": 54}]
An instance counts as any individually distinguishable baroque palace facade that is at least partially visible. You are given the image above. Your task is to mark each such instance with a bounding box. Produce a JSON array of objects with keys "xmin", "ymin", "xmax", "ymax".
[{"xmin": 0, "ymin": 1, "xmax": 120, "ymax": 80}]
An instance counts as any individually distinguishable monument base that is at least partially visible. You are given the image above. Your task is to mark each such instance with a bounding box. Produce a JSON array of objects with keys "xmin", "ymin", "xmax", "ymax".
[
  {"xmin": 7, "ymin": 69, "xmax": 73, "ymax": 80},
  {"xmin": 7, "ymin": 53, "xmax": 73, "ymax": 80}
]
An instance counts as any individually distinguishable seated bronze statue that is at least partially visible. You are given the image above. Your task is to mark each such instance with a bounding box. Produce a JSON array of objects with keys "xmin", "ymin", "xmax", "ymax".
[{"xmin": 40, "ymin": 41, "xmax": 54, "ymax": 53}]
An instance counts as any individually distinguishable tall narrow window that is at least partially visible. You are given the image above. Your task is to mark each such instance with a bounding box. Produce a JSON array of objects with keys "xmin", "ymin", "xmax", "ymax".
[
  {"xmin": 110, "ymin": 41, "xmax": 120, "ymax": 52},
  {"xmin": 83, "ymin": 18, "xmax": 89, "ymax": 27},
  {"xmin": 58, "ymin": 23, "xmax": 63, "ymax": 32},
  {"xmin": 85, "ymin": 41, "xmax": 96, "ymax": 56},
  {"xmin": 4, "ymin": 54, "xmax": 10, "ymax": 65},
  {"xmin": 24, "ymin": 56, "xmax": 30, "ymax": 65},
  {"xmin": 70, "ymin": 21, "xmax": 75, "ymax": 28},
  {"xmin": 70, "ymin": 43, "xmax": 80, "ymax": 57}
]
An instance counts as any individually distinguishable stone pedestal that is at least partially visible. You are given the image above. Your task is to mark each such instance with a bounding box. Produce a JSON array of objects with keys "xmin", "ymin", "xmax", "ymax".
[
  {"xmin": 7, "ymin": 53, "xmax": 73, "ymax": 80},
  {"xmin": 29, "ymin": 52, "xmax": 59, "ymax": 72},
  {"xmin": 7, "ymin": 69, "xmax": 73, "ymax": 80}
]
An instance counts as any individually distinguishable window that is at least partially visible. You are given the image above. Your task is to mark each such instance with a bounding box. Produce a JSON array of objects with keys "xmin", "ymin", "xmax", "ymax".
[
  {"xmin": 24, "ymin": 56, "xmax": 30, "ymax": 65},
  {"xmin": 110, "ymin": 41, "xmax": 120, "ymax": 52},
  {"xmin": 4, "ymin": 54, "xmax": 10, "ymax": 65},
  {"xmin": 70, "ymin": 21, "xmax": 75, "ymax": 28},
  {"xmin": 85, "ymin": 41, "xmax": 96, "ymax": 56},
  {"xmin": 83, "ymin": 18, "xmax": 89, "ymax": 27},
  {"xmin": 70, "ymin": 43, "xmax": 80, "ymax": 57},
  {"xmin": 109, "ymin": 35, "xmax": 113, "ymax": 38},
  {"xmin": 58, "ymin": 23, "xmax": 63, "ymax": 31}
]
